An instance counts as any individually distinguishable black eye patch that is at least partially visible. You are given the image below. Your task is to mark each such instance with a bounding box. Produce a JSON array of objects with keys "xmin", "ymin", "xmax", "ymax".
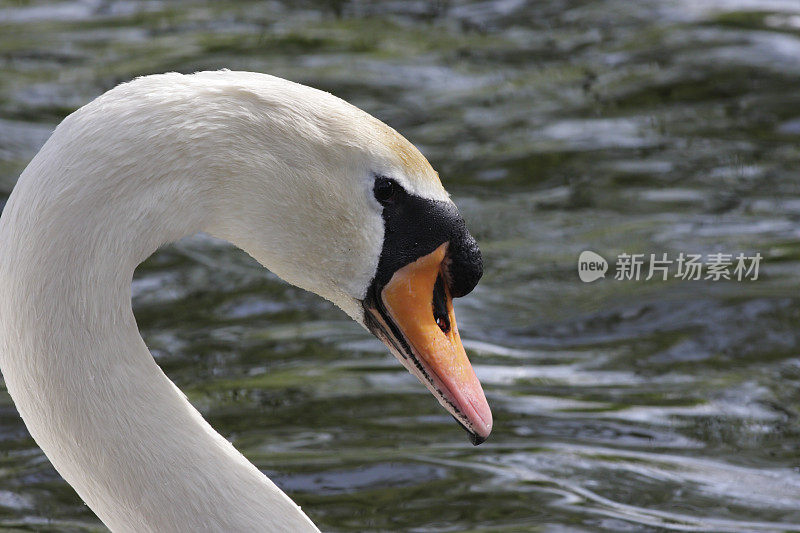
[{"xmin": 366, "ymin": 174, "xmax": 482, "ymax": 299}]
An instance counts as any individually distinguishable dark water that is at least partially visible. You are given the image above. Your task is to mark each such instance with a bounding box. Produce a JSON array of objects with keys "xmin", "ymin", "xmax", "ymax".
[{"xmin": 3, "ymin": 0, "xmax": 800, "ymax": 531}]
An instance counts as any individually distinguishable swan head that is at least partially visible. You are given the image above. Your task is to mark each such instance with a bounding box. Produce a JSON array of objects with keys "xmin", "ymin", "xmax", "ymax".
[{"xmin": 110, "ymin": 72, "xmax": 491, "ymax": 443}]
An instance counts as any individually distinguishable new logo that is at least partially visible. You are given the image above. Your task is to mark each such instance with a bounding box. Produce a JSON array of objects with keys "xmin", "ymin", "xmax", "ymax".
[{"xmin": 578, "ymin": 251, "xmax": 608, "ymax": 282}]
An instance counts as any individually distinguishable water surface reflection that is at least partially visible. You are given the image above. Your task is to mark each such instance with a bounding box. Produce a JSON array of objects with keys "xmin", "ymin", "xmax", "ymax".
[{"xmin": 2, "ymin": 0, "xmax": 800, "ymax": 531}]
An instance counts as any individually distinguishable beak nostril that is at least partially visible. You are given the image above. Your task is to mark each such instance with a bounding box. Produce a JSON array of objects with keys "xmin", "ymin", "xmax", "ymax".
[{"xmin": 432, "ymin": 274, "xmax": 451, "ymax": 334}]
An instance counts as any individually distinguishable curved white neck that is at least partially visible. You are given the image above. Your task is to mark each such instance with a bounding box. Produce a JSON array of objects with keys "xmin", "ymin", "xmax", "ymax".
[{"xmin": 0, "ymin": 113, "xmax": 319, "ymax": 532}]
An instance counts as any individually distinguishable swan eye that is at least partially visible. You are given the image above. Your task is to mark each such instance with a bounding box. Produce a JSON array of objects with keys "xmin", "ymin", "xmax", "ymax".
[{"xmin": 373, "ymin": 176, "xmax": 398, "ymax": 204}]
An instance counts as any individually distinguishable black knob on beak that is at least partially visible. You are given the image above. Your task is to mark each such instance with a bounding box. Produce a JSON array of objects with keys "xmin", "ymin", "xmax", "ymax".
[{"xmin": 445, "ymin": 230, "xmax": 483, "ymax": 298}]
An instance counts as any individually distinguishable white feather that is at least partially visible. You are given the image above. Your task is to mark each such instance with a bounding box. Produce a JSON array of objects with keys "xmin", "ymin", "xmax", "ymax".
[{"xmin": 0, "ymin": 71, "xmax": 449, "ymax": 532}]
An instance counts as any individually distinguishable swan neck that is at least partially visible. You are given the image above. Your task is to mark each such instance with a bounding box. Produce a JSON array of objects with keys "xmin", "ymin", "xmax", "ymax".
[{"xmin": 0, "ymin": 117, "xmax": 318, "ymax": 532}]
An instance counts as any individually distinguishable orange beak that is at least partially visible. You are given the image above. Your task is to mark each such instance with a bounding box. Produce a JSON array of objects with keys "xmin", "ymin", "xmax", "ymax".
[{"xmin": 367, "ymin": 243, "xmax": 492, "ymax": 444}]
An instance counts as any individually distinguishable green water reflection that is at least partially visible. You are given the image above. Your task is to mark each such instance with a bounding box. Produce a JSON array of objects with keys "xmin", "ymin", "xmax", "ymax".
[{"xmin": 3, "ymin": 0, "xmax": 800, "ymax": 531}]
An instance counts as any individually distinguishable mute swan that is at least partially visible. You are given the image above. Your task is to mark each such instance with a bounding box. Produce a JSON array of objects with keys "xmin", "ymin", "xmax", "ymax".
[{"xmin": 0, "ymin": 71, "xmax": 490, "ymax": 532}]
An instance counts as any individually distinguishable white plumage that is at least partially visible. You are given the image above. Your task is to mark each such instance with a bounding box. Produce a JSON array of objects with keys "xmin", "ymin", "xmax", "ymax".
[{"xmin": 0, "ymin": 71, "xmax": 451, "ymax": 532}]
